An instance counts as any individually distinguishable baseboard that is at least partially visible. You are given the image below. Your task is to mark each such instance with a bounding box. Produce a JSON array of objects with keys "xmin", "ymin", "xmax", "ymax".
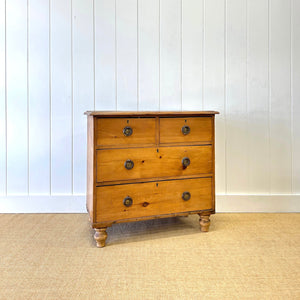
[
  {"xmin": 0, "ymin": 195, "xmax": 86, "ymax": 213},
  {"xmin": 216, "ymin": 194, "xmax": 300, "ymax": 212},
  {"xmin": 0, "ymin": 194, "xmax": 299, "ymax": 213}
]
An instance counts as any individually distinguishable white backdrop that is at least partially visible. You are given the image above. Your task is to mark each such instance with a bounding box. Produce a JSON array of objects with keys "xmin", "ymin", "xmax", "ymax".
[{"xmin": 0, "ymin": 0, "xmax": 299, "ymax": 212}]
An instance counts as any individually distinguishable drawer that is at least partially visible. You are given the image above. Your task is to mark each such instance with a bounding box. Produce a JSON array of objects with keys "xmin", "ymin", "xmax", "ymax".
[
  {"xmin": 95, "ymin": 117, "xmax": 156, "ymax": 147},
  {"xmin": 96, "ymin": 145, "xmax": 212, "ymax": 182},
  {"xmin": 160, "ymin": 117, "xmax": 212, "ymax": 144},
  {"xmin": 96, "ymin": 177, "xmax": 212, "ymax": 222}
]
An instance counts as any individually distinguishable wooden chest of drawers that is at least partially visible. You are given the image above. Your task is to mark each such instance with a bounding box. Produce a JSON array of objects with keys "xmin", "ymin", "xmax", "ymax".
[{"xmin": 85, "ymin": 111, "xmax": 219, "ymax": 247}]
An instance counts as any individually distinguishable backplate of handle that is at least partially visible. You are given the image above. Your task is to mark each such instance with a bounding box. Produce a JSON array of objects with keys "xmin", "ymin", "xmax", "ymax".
[
  {"xmin": 182, "ymin": 191, "xmax": 191, "ymax": 201},
  {"xmin": 123, "ymin": 196, "xmax": 133, "ymax": 207},
  {"xmin": 123, "ymin": 126, "xmax": 133, "ymax": 136},
  {"xmin": 181, "ymin": 125, "xmax": 190, "ymax": 135},
  {"xmin": 124, "ymin": 159, "xmax": 134, "ymax": 170},
  {"xmin": 182, "ymin": 157, "xmax": 190, "ymax": 167}
]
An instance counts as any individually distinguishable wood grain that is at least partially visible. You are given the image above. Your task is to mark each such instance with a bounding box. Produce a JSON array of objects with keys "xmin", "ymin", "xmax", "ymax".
[
  {"xmin": 86, "ymin": 115, "xmax": 94, "ymax": 222},
  {"xmin": 160, "ymin": 117, "xmax": 212, "ymax": 144},
  {"xmin": 95, "ymin": 117, "xmax": 156, "ymax": 147},
  {"xmin": 96, "ymin": 177, "xmax": 212, "ymax": 222},
  {"xmin": 87, "ymin": 111, "xmax": 217, "ymax": 246},
  {"xmin": 96, "ymin": 145, "xmax": 213, "ymax": 182},
  {"xmin": 85, "ymin": 111, "xmax": 219, "ymax": 116}
]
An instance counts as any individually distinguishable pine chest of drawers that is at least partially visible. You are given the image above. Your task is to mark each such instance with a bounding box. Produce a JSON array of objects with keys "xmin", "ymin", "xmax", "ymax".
[{"xmin": 85, "ymin": 111, "xmax": 219, "ymax": 247}]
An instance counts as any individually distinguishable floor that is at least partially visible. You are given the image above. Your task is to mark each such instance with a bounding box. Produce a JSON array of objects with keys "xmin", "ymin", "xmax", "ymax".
[{"xmin": 0, "ymin": 213, "xmax": 299, "ymax": 299}]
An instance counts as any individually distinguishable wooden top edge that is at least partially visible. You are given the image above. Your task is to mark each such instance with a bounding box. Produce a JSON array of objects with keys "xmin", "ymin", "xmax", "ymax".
[{"xmin": 84, "ymin": 111, "xmax": 219, "ymax": 116}]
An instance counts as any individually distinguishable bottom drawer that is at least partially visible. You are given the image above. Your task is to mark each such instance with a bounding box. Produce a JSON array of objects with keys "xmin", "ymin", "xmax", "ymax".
[{"xmin": 96, "ymin": 177, "xmax": 212, "ymax": 223}]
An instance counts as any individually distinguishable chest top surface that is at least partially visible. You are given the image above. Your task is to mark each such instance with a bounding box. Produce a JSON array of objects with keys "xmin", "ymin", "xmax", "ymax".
[{"xmin": 85, "ymin": 111, "xmax": 219, "ymax": 117}]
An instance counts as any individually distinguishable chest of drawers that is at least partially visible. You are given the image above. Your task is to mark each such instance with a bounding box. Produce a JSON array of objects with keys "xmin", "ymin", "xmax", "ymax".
[{"xmin": 85, "ymin": 111, "xmax": 219, "ymax": 247}]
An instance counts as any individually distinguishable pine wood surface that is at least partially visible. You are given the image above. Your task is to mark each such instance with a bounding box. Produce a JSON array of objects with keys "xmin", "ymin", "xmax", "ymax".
[
  {"xmin": 96, "ymin": 177, "xmax": 212, "ymax": 222},
  {"xmin": 160, "ymin": 117, "xmax": 213, "ymax": 143},
  {"xmin": 85, "ymin": 111, "xmax": 219, "ymax": 116},
  {"xmin": 96, "ymin": 117, "xmax": 156, "ymax": 147},
  {"xmin": 86, "ymin": 111, "xmax": 218, "ymax": 247},
  {"xmin": 96, "ymin": 145, "xmax": 212, "ymax": 182}
]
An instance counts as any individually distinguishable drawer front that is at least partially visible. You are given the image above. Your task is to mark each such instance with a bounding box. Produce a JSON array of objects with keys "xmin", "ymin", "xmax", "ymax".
[
  {"xmin": 96, "ymin": 145, "xmax": 212, "ymax": 182},
  {"xmin": 96, "ymin": 177, "xmax": 212, "ymax": 222},
  {"xmin": 160, "ymin": 117, "xmax": 212, "ymax": 144},
  {"xmin": 95, "ymin": 117, "xmax": 156, "ymax": 147}
]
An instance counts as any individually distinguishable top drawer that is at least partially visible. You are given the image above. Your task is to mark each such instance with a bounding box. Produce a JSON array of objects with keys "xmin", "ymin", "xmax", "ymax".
[
  {"xmin": 95, "ymin": 118, "xmax": 156, "ymax": 147},
  {"xmin": 160, "ymin": 117, "xmax": 213, "ymax": 144}
]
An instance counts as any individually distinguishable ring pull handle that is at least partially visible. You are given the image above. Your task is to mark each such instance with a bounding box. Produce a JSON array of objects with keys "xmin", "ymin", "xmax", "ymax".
[
  {"xmin": 182, "ymin": 192, "xmax": 191, "ymax": 201},
  {"xmin": 182, "ymin": 157, "xmax": 190, "ymax": 168},
  {"xmin": 123, "ymin": 196, "xmax": 133, "ymax": 207},
  {"xmin": 124, "ymin": 159, "xmax": 134, "ymax": 170},
  {"xmin": 123, "ymin": 126, "xmax": 133, "ymax": 136},
  {"xmin": 181, "ymin": 125, "xmax": 190, "ymax": 135}
]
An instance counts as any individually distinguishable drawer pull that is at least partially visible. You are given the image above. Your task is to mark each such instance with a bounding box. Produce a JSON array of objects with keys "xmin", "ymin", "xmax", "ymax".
[
  {"xmin": 123, "ymin": 126, "xmax": 133, "ymax": 136},
  {"xmin": 123, "ymin": 196, "xmax": 133, "ymax": 207},
  {"xmin": 181, "ymin": 125, "xmax": 190, "ymax": 135},
  {"xmin": 182, "ymin": 191, "xmax": 191, "ymax": 201},
  {"xmin": 124, "ymin": 159, "xmax": 134, "ymax": 170},
  {"xmin": 182, "ymin": 157, "xmax": 190, "ymax": 168}
]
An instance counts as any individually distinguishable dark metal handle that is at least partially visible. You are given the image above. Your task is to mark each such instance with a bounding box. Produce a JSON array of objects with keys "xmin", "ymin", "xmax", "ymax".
[
  {"xmin": 182, "ymin": 192, "xmax": 191, "ymax": 201},
  {"xmin": 182, "ymin": 157, "xmax": 190, "ymax": 167},
  {"xmin": 123, "ymin": 196, "xmax": 133, "ymax": 207},
  {"xmin": 123, "ymin": 126, "xmax": 133, "ymax": 136},
  {"xmin": 182, "ymin": 125, "xmax": 190, "ymax": 135},
  {"xmin": 124, "ymin": 159, "xmax": 134, "ymax": 170}
]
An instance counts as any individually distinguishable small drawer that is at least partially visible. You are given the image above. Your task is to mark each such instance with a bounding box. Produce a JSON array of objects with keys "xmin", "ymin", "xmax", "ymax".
[
  {"xmin": 160, "ymin": 117, "xmax": 212, "ymax": 144},
  {"xmin": 95, "ymin": 177, "xmax": 212, "ymax": 222},
  {"xmin": 95, "ymin": 117, "xmax": 156, "ymax": 147},
  {"xmin": 96, "ymin": 145, "xmax": 212, "ymax": 183}
]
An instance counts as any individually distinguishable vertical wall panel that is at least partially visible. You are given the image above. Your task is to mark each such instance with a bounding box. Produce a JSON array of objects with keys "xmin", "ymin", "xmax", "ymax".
[
  {"xmin": 138, "ymin": 0, "xmax": 159, "ymax": 111},
  {"xmin": 182, "ymin": 0, "xmax": 203, "ymax": 110},
  {"xmin": 95, "ymin": 0, "xmax": 116, "ymax": 110},
  {"xmin": 204, "ymin": 0, "xmax": 225, "ymax": 194},
  {"xmin": 116, "ymin": 0, "xmax": 137, "ymax": 111},
  {"xmin": 270, "ymin": 0, "xmax": 292, "ymax": 193},
  {"xmin": 0, "ymin": 0, "xmax": 300, "ymax": 212},
  {"xmin": 160, "ymin": 0, "xmax": 181, "ymax": 110},
  {"xmin": 0, "ymin": 0, "xmax": 6, "ymax": 195},
  {"xmin": 28, "ymin": 0, "xmax": 50, "ymax": 194},
  {"xmin": 292, "ymin": 0, "xmax": 300, "ymax": 193},
  {"xmin": 6, "ymin": 0, "xmax": 28, "ymax": 195},
  {"xmin": 247, "ymin": 0, "xmax": 269, "ymax": 193},
  {"xmin": 225, "ymin": 0, "xmax": 248, "ymax": 194},
  {"xmin": 50, "ymin": 0, "xmax": 72, "ymax": 194},
  {"xmin": 72, "ymin": 0, "xmax": 94, "ymax": 194}
]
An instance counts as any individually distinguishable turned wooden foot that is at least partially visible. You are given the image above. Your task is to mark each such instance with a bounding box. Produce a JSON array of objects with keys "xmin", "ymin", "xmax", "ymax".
[
  {"xmin": 198, "ymin": 213, "xmax": 211, "ymax": 232},
  {"xmin": 94, "ymin": 228, "xmax": 108, "ymax": 248}
]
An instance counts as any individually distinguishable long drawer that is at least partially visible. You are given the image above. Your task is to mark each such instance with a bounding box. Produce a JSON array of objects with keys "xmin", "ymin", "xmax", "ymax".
[
  {"xmin": 96, "ymin": 145, "xmax": 213, "ymax": 183},
  {"xmin": 96, "ymin": 177, "xmax": 213, "ymax": 222}
]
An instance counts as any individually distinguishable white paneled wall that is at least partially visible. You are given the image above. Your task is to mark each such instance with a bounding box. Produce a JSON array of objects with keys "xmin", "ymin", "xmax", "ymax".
[{"xmin": 0, "ymin": 0, "xmax": 299, "ymax": 212}]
